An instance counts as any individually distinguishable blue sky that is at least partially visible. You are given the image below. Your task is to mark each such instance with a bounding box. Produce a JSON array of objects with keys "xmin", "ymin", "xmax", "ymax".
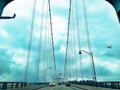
[{"xmin": 0, "ymin": 0, "xmax": 120, "ymax": 82}]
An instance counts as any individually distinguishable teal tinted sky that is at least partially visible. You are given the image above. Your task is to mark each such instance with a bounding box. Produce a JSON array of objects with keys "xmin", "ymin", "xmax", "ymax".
[{"xmin": 0, "ymin": 0, "xmax": 120, "ymax": 82}]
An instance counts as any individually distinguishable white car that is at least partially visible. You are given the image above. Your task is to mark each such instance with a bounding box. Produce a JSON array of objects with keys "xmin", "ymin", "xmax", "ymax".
[{"xmin": 49, "ymin": 82, "xmax": 55, "ymax": 86}]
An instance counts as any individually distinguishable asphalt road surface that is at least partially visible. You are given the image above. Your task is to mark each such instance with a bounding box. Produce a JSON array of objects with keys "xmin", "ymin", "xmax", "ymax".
[{"xmin": 37, "ymin": 85, "xmax": 84, "ymax": 90}]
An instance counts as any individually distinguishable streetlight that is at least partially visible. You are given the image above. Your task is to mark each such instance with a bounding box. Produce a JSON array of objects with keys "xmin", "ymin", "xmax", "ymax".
[
  {"xmin": 44, "ymin": 67, "xmax": 51, "ymax": 83},
  {"xmin": 79, "ymin": 50, "xmax": 97, "ymax": 82}
]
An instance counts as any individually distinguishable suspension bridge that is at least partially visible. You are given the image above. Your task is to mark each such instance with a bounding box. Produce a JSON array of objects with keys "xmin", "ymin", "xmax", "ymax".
[{"xmin": 0, "ymin": 0, "xmax": 120, "ymax": 90}]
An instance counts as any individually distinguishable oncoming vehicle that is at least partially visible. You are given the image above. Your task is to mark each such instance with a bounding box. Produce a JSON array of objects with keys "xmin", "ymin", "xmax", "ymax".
[{"xmin": 49, "ymin": 82, "xmax": 55, "ymax": 86}]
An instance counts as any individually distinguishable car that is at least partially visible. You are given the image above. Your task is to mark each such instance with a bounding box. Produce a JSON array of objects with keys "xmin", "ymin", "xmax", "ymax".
[
  {"xmin": 58, "ymin": 83, "xmax": 62, "ymax": 85},
  {"xmin": 65, "ymin": 83, "xmax": 71, "ymax": 87},
  {"xmin": 49, "ymin": 82, "xmax": 55, "ymax": 86}
]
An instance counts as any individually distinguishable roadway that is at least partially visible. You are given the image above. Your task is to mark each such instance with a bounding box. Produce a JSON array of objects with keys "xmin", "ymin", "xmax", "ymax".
[
  {"xmin": 37, "ymin": 85, "xmax": 84, "ymax": 90},
  {"xmin": 11, "ymin": 84, "xmax": 118, "ymax": 90}
]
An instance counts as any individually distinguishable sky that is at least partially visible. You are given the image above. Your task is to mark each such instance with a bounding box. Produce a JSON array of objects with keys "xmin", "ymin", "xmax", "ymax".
[{"xmin": 0, "ymin": 0, "xmax": 120, "ymax": 82}]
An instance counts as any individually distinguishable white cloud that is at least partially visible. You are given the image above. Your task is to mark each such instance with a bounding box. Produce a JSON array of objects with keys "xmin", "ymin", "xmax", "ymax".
[
  {"xmin": 9, "ymin": 48, "xmax": 27, "ymax": 67},
  {"xmin": 0, "ymin": 28, "xmax": 9, "ymax": 38},
  {"xmin": 87, "ymin": 0, "xmax": 106, "ymax": 13},
  {"xmin": 59, "ymin": 45, "xmax": 66, "ymax": 53},
  {"xmin": 51, "ymin": 0, "xmax": 69, "ymax": 8},
  {"xmin": 52, "ymin": 16, "xmax": 67, "ymax": 34},
  {"xmin": 94, "ymin": 57, "xmax": 120, "ymax": 73},
  {"xmin": 52, "ymin": 16, "xmax": 67, "ymax": 44}
]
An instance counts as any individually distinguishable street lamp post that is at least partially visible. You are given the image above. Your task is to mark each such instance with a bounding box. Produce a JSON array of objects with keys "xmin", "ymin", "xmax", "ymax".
[
  {"xmin": 44, "ymin": 67, "xmax": 51, "ymax": 83},
  {"xmin": 79, "ymin": 50, "xmax": 97, "ymax": 82}
]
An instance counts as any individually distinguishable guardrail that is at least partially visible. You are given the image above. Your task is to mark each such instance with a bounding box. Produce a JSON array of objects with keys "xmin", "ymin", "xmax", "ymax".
[
  {"xmin": 97, "ymin": 81, "xmax": 120, "ymax": 89},
  {"xmin": 69, "ymin": 81, "xmax": 120, "ymax": 89},
  {"xmin": 0, "ymin": 82, "xmax": 48, "ymax": 89}
]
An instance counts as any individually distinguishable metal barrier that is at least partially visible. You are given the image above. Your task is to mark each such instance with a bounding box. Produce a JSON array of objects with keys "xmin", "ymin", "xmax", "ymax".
[
  {"xmin": 97, "ymin": 81, "xmax": 120, "ymax": 89},
  {"xmin": 0, "ymin": 82, "xmax": 47, "ymax": 89},
  {"xmin": 0, "ymin": 82, "xmax": 28, "ymax": 89},
  {"xmin": 69, "ymin": 81, "xmax": 120, "ymax": 89}
]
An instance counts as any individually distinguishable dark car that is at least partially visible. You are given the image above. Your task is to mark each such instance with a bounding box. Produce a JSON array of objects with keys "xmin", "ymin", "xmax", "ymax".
[
  {"xmin": 65, "ymin": 83, "xmax": 71, "ymax": 87},
  {"xmin": 58, "ymin": 83, "xmax": 62, "ymax": 85}
]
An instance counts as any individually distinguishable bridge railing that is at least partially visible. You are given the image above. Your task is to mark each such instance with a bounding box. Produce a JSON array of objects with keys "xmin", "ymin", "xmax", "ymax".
[
  {"xmin": 0, "ymin": 82, "xmax": 30, "ymax": 89},
  {"xmin": 96, "ymin": 81, "xmax": 120, "ymax": 89},
  {"xmin": 0, "ymin": 82, "xmax": 48, "ymax": 89},
  {"xmin": 69, "ymin": 81, "xmax": 120, "ymax": 89}
]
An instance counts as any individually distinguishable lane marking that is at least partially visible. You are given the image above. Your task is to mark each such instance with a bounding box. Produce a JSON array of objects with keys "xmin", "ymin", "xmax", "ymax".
[
  {"xmin": 66, "ymin": 87, "xmax": 70, "ymax": 90},
  {"xmin": 50, "ymin": 87, "xmax": 53, "ymax": 90},
  {"xmin": 71, "ymin": 86, "xmax": 88, "ymax": 90}
]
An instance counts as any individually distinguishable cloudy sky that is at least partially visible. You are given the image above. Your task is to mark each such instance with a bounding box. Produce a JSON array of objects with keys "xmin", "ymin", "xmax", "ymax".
[{"xmin": 0, "ymin": 0, "xmax": 120, "ymax": 82}]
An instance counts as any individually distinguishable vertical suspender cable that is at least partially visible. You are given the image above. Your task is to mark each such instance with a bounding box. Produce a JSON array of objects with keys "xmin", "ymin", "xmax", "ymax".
[
  {"xmin": 75, "ymin": 0, "xmax": 83, "ymax": 80},
  {"xmin": 36, "ymin": 0, "xmax": 45, "ymax": 82},
  {"xmin": 82, "ymin": 0, "xmax": 91, "ymax": 51},
  {"xmin": 71, "ymin": 4, "xmax": 74, "ymax": 79},
  {"xmin": 43, "ymin": 11, "xmax": 49, "ymax": 83},
  {"xmin": 24, "ymin": 0, "xmax": 37, "ymax": 82},
  {"xmin": 68, "ymin": 29, "xmax": 72, "ymax": 79},
  {"xmin": 82, "ymin": 0, "xmax": 96, "ymax": 81},
  {"xmin": 64, "ymin": 0, "xmax": 72, "ymax": 81},
  {"xmin": 48, "ymin": 0, "xmax": 57, "ymax": 79},
  {"xmin": 73, "ymin": 1, "xmax": 79, "ymax": 80},
  {"xmin": 71, "ymin": 4, "xmax": 77, "ymax": 80},
  {"xmin": 82, "ymin": 0, "xmax": 93, "ymax": 80}
]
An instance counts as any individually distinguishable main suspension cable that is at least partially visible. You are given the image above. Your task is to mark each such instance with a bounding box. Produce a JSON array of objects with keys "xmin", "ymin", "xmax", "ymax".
[
  {"xmin": 48, "ymin": 0, "xmax": 57, "ymax": 79},
  {"xmin": 64, "ymin": 0, "xmax": 72, "ymax": 80}
]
